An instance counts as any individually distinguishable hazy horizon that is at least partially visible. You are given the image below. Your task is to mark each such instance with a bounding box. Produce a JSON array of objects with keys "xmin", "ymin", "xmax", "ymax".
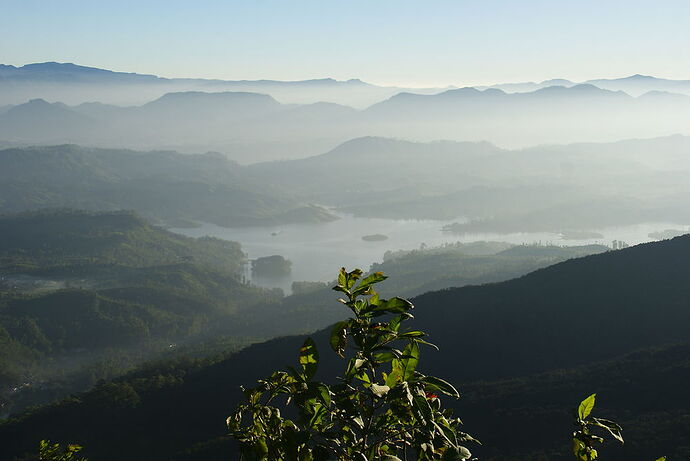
[
  {"xmin": 3, "ymin": 0, "xmax": 690, "ymax": 87},
  {"xmin": 3, "ymin": 60, "xmax": 688, "ymax": 90}
]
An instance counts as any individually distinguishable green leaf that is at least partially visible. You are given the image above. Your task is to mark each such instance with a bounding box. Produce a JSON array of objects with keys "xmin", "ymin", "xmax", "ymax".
[
  {"xmin": 442, "ymin": 446, "xmax": 472, "ymax": 460},
  {"xmin": 357, "ymin": 371, "xmax": 372, "ymax": 386},
  {"xmin": 388, "ymin": 342, "xmax": 419, "ymax": 385},
  {"xmin": 347, "ymin": 268, "xmax": 363, "ymax": 289},
  {"xmin": 399, "ymin": 341, "xmax": 420, "ymax": 380},
  {"xmin": 389, "ymin": 314, "xmax": 404, "ymax": 332},
  {"xmin": 578, "ymin": 393, "xmax": 596, "ymax": 420},
  {"xmin": 416, "ymin": 338, "xmax": 439, "ymax": 350},
  {"xmin": 398, "ymin": 331, "xmax": 425, "ymax": 339},
  {"xmin": 329, "ymin": 321, "xmax": 348, "ymax": 357},
  {"xmin": 345, "ymin": 357, "xmax": 366, "ymax": 380},
  {"xmin": 655, "ymin": 457, "xmax": 667, "ymax": 461},
  {"xmin": 373, "ymin": 297, "xmax": 413, "ymax": 315},
  {"xmin": 422, "ymin": 376, "xmax": 461, "ymax": 398},
  {"xmin": 337, "ymin": 267, "xmax": 347, "ymax": 288},
  {"xmin": 384, "ymin": 367, "xmax": 401, "ymax": 387},
  {"xmin": 370, "ymin": 383, "xmax": 391, "ymax": 398},
  {"xmin": 308, "ymin": 403, "xmax": 327, "ymax": 428},
  {"xmin": 412, "ymin": 392, "xmax": 433, "ymax": 423},
  {"xmin": 312, "ymin": 382, "xmax": 331, "ymax": 407},
  {"xmin": 299, "ymin": 338, "xmax": 319, "ymax": 380},
  {"xmin": 352, "ymin": 271, "xmax": 387, "ymax": 296}
]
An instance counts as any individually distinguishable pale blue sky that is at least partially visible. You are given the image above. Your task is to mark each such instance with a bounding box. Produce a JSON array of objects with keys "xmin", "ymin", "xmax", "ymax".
[{"xmin": 2, "ymin": 0, "xmax": 690, "ymax": 86}]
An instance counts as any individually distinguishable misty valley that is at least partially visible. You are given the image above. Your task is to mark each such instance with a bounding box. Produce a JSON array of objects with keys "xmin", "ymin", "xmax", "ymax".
[{"xmin": 1, "ymin": 59, "xmax": 690, "ymax": 461}]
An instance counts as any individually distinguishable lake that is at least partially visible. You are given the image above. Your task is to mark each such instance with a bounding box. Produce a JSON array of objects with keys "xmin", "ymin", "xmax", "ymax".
[{"xmin": 172, "ymin": 214, "xmax": 688, "ymax": 293}]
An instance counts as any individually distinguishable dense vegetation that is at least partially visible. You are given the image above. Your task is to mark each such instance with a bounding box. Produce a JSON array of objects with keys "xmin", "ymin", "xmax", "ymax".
[
  {"xmin": 251, "ymin": 255, "xmax": 292, "ymax": 277},
  {"xmin": 0, "ymin": 210, "xmax": 282, "ymax": 415},
  {"xmin": 0, "ymin": 209, "xmax": 246, "ymax": 272},
  {"xmin": 2, "ymin": 235, "xmax": 689, "ymax": 460},
  {"xmin": 370, "ymin": 241, "xmax": 608, "ymax": 296}
]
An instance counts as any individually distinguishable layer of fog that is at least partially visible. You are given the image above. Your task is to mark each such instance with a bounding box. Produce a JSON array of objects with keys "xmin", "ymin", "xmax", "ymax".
[{"xmin": 4, "ymin": 64, "xmax": 690, "ymax": 163}]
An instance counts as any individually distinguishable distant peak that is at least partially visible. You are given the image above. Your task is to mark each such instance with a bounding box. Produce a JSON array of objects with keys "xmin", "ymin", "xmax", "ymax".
[
  {"xmin": 152, "ymin": 90, "xmax": 277, "ymax": 102},
  {"xmin": 626, "ymin": 74, "xmax": 655, "ymax": 80},
  {"xmin": 534, "ymin": 83, "xmax": 614, "ymax": 95},
  {"xmin": 22, "ymin": 62, "xmax": 104, "ymax": 71},
  {"xmin": 446, "ymin": 86, "xmax": 482, "ymax": 94},
  {"xmin": 540, "ymin": 78, "xmax": 573, "ymax": 85},
  {"xmin": 482, "ymin": 88, "xmax": 507, "ymax": 95}
]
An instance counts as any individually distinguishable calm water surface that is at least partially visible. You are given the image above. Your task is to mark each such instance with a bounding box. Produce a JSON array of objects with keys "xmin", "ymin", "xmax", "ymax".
[{"xmin": 172, "ymin": 214, "xmax": 687, "ymax": 293}]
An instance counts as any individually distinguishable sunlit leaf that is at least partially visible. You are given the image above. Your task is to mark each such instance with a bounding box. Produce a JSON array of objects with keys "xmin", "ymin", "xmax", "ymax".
[
  {"xmin": 398, "ymin": 331, "xmax": 425, "ymax": 338},
  {"xmin": 337, "ymin": 267, "xmax": 347, "ymax": 287},
  {"xmin": 578, "ymin": 393, "xmax": 596, "ymax": 420},
  {"xmin": 352, "ymin": 271, "xmax": 387, "ymax": 296},
  {"xmin": 370, "ymin": 383, "xmax": 390, "ymax": 398},
  {"xmin": 299, "ymin": 338, "xmax": 319, "ymax": 380}
]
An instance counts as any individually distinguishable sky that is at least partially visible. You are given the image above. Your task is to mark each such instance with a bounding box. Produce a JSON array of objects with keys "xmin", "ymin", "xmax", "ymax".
[{"xmin": 2, "ymin": 0, "xmax": 690, "ymax": 87}]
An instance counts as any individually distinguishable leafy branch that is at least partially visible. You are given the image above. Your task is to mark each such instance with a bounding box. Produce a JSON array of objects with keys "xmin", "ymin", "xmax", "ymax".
[{"xmin": 228, "ymin": 268, "xmax": 477, "ymax": 461}]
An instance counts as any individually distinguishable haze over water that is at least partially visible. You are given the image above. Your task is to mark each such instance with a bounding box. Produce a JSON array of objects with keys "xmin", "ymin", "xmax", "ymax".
[{"xmin": 173, "ymin": 214, "xmax": 688, "ymax": 293}]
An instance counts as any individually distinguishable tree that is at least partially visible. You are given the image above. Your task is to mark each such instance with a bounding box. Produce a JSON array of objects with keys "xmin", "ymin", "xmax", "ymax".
[{"xmin": 228, "ymin": 268, "xmax": 477, "ymax": 460}]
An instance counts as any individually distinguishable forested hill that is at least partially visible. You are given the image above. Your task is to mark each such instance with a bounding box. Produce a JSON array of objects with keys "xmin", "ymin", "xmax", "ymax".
[
  {"xmin": 0, "ymin": 145, "xmax": 335, "ymax": 227},
  {"xmin": 2, "ymin": 234, "xmax": 690, "ymax": 460},
  {"xmin": 0, "ymin": 210, "xmax": 282, "ymax": 416},
  {"xmin": 0, "ymin": 209, "xmax": 245, "ymax": 272},
  {"xmin": 415, "ymin": 232, "xmax": 690, "ymax": 380}
]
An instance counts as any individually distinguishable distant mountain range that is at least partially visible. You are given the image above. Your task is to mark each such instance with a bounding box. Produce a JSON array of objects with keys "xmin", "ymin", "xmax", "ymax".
[
  {"xmin": 0, "ymin": 62, "xmax": 447, "ymax": 108},
  {"xmin": 4, "ymin": 62, "xmax": 690, "ymax": 108},
  {"xmin": 477, "ymin": 73, "xmax": 690, "ymax": 96},
  {"xmin": 3, "ymin": 76, "xmax": 690, "ymax": 161}
]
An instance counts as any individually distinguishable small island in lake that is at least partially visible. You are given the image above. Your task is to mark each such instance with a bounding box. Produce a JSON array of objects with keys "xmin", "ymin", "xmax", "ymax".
[
  {"xmin": 251, "ymin": 255, "xmax": 292, "ymax": 276},
  {"xmin": 362, "ymin": 233, "xmax": 389, "ymax": 242}
]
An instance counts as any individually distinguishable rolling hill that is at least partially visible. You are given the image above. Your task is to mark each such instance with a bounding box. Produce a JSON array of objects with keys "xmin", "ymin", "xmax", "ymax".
[{"xmin": 0, "ymin": 145, "xmax": 335, "ymax": 227}]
